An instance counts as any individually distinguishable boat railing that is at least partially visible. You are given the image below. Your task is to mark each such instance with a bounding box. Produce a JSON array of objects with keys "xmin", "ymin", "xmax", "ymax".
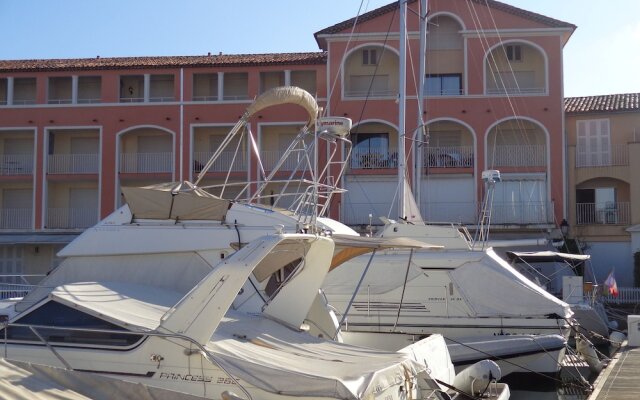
[{"xmin": 0, "ymin": 322, "xmax": 253, "ymax": 400}]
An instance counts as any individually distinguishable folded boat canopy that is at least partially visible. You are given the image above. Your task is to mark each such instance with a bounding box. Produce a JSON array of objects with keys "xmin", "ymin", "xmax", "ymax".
[
  {"xmin": 121, "ymin": 181, "xmax": 231, "ymax": 221},
  {"xmin": 506, "ymin": 250, "xmax": 590, "ymax": 263}
]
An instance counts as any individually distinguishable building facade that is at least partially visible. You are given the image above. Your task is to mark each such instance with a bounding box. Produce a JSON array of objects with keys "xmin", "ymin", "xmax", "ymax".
[
  {"xmin": 565, "ymin": 93, "xmax": 640, "ymax": 286},
  {"xmin": 0, "ymin": 0, "xmax": 575, "ymax": 277}
]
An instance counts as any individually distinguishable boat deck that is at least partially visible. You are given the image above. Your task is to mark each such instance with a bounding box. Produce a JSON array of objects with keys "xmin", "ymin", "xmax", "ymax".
[{"xmin": 588, "ymin": 345, "xmax": 640, "ymax": 400}]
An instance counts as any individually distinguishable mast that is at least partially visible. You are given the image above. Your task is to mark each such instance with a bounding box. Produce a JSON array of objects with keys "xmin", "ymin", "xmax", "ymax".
[
  {"xmin": 415, "ymin": 0, "xmax": 427, "ymax": 206},
  {"xmin": 398, "ymin": 0, "xmax": 407, "ymax": 219}
]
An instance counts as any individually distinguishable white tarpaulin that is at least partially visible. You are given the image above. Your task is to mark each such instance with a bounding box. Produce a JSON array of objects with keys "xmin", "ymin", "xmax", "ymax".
[
  {"xmin": 208, "ymin": 310, "xmax": 434, "ymax": 399},
  {"xmin": 449, "ymin": 248, "xmax": 572, "ymax": 318}
]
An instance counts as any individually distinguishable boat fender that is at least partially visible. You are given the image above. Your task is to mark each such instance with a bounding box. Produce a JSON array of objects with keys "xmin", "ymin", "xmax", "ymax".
[
  {"xmin": 609, "ymin": 331, "xmax": 626, "ymax": 348},
  {"xmin": 576, "ymin": 334, "xmax": 603, "ymax": 373},
  {"xmin": 453, "ymin": 359, "xmax": 501, "ymax": 396},
  {"xmin": 221, "ymin": 391, "xmax": 245, "ymax": 400},
  {"xmin": 608, "ymin": 320, "xmax": 619, "ymax": 330}
]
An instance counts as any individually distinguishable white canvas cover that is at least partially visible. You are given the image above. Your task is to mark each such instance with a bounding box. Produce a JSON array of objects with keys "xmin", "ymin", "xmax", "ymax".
[
  {"xmin": 208, "ymin": 310, "xmax": 436, "ymax": 399},
  {"xmin": 49, "ymin": 282, "xmax": 182, "ymax": 331},
  {"xmin": 17, "ymin": 252, "xmax": 212, "ymax": 312},
  {"xmin": 449, "ymin": 248, "xmax": 572, "ymax": 318},
  {"xmin": 122, "ymin": 181, "xmax": 230, "ymax": 220},
  {"xmin": 246, "ymin": 86, "xmax": 318, "ymax": 124}
]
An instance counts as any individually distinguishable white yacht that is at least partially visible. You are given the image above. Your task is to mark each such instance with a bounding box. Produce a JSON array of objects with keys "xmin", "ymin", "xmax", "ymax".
[
  {"xmin": 505, "ymin": 250, "xmax": 613, "ymax": 343},
  {"xmin": 3, "ymin": 232, "xmax": 492, "ymax": 400}
]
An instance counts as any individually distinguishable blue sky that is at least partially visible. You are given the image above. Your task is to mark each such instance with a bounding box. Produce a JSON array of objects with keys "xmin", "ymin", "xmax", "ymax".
[{"xmin": 1, "ymin": 0, "xmax": 638, "ymax": 97}]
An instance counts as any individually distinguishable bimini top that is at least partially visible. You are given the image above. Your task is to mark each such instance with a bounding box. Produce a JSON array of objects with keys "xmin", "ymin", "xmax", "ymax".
[{"xmin": 121, "ymin": 181, "xmax": 231, "ymax": 221}]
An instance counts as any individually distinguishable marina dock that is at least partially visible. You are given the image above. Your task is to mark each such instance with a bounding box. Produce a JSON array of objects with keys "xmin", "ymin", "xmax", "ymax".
[{"xmin": 588, "ymin": 345, "xmax": 640, "ymax": 400}]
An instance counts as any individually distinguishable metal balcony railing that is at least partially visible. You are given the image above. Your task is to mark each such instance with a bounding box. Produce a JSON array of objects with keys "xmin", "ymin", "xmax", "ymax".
[
  {"xmin": 350, "ymin": 148, "xmax": 398, "ymax": 169},
  {"xmin": 193, "ymin": 151, "xmax": 247, "ymax": 172},
  {"xmin": 486, "ymin": 86, "xmax": 546, "ymax": 95},
  {"xmin": 47, "ymin": 153, "xmax": 99, "ymax": 174},
  {"xmin": 425, "ymin": 146, "xmax": 474, "ymax": 168},
  {"xmin": 576, "ymin": 202, "xmax": 630, "ymax": 225},
  {"xmin": 576, "ymin": 144, "xmax": 629, "ymax": 167},
  {"xmin": 260, "ymin": 150, "xmax": 305, "ymax": 171},
  {"xmin": 0, "ymin": 208, "xmax": 32, "ymax": 229},
  {"xmin": 46, "ymin": 207, "xmax": 99, "ymax": 229},
  {"xmin": 488, "ymin": 144, "xmax": 546, "ymax": 167},
  {"xmin": 0, "ymin": 154, "xmax": 33, "ymax": 175},
  {"xmin": 119, "ymin": 152, "xmax": 172, "ymax": 173}
]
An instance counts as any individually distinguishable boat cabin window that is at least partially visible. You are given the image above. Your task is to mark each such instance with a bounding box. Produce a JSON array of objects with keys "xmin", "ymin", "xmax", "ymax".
[{"xmin": 1, "ymin": 301, "xmax": 143, "ymax": 347}]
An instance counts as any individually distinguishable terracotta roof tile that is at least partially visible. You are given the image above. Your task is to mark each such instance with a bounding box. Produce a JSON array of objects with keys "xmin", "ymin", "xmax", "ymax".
[
  {"xmin": 315, "ymin": 0, "xmax": 575, "ymax": 39},
  {"xmin": 0, "ymin": 52, "xmax": 327, "ymax": 73},
  {"xmin": 565, "ymin": 93, "xmax": 640, "ymax": 114}
]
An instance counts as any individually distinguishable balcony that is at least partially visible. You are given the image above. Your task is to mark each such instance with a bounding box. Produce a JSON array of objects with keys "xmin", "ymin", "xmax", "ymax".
[
  {"xmin": 193, "ymin": 73, "xmax": 218, "ymax": 102},
  {"xmin": 46, "ymin": 207, "xmax": 99, "ymax": 229},
  {"xmin": 47, "ymin": 77, "xmax": 72, "ymax": 104},
  {"xmin": 345, "ymin": 75, "xmax": 394, "ymax": 98},
  {"xmin": 576, "ymin": 144, "xmax": 629, "ymax": 167},
  {"xmin": 425, "ymin": 146, "xmax": 473, "ymax": 168},
  {"xmin": 119, "ymin": 152, "xmax": 172, "ymax": 173},
  {"xmin": 77, "ymin": 76, "xmax": 101, "ymax": 104},
  {"xmin": 350, "ymin": 148, "xmax": 398, "ymax": 169},
  {"xmin": 47, "ymin": 154, "xmax": 99, "ymax": 174},
  {"xmin": 0, "ymin": 154, "xmax": 33, "ymax": 175},
  {"xmin": 193, "ymin": 151, "xmax": 247, "ymax": 173},
  {"xmin": 149, "ymin": 74, "xmax": 174, "ymax": 102},
  {"xmin": 488, "ymin": 145, "xmax": 546, "ymax": 167},
  {"xmin": 260, "ymin": 150, "xmax": 306, "ymax": 171},
  {"xmin": 0, "ymin": 208, "xmax": 32, "ymax": 229},
  {"xmin": 421, "ymin": 201, "xmax": 478, "ymax": 224},
  {"xmin": 576, "ymin": 202, "xmax": 630, "ymax": 225}
]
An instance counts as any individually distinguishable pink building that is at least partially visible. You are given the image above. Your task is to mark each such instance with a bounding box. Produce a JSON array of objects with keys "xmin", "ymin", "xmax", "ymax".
[{"xmin": 0, "ymin": 0, "xmax": 575, "ymax": 276}]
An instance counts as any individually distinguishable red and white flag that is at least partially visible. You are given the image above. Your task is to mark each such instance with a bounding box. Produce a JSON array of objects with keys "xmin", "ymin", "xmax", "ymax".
[{"xmin": 604, "ymin": 269, "xmax": 619, "ymax": 297}]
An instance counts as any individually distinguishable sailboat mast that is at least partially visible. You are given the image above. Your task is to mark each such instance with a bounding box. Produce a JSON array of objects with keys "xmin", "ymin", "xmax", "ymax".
[
  {"xmin": 398, "ymin": 0, "xmax": 407, "ymax": 219},
  {"xmin": 415, "ymin": 0, "xmax": 427, "ymax": 206}
]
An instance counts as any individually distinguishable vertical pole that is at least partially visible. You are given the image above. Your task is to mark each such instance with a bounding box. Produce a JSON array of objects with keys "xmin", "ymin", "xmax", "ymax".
[{"xmin": 398, "ymin": 0, "xmax": 407, "ymax": 219}]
